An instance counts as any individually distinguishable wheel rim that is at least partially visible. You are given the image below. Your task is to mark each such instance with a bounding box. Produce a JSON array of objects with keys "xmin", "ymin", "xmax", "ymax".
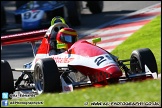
[
  {"xmin": 131, "ymin": 57, "xmax": 142, "ymax": 74},
  {"xmin": 34, "ymin": 65, "xmax": 44, "ymax": 94}
]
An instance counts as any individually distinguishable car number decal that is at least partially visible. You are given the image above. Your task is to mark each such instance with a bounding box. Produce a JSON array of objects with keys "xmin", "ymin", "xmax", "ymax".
[
  {"xmin": 94, "ymin": 55, "xmax": 113, "ymax": 66},
  {"xmin": 21, "ymin": 10, "xmax": 44, "ymax": 22}
]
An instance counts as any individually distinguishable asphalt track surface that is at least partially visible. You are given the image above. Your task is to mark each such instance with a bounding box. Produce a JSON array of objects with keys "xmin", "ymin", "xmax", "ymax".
[{"xmin": 1, "ymin": 1, "xmax": 161, "ymax": 87}]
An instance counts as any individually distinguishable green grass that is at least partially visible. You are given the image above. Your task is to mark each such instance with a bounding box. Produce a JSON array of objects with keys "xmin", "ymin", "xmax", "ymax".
[
  {"xmin": 7, "ymin": 80, "xmax": 161, "ymax": 107},
  {"xmin": 5, "ymin": 15, "xmax": 161, "ymax": 107}
]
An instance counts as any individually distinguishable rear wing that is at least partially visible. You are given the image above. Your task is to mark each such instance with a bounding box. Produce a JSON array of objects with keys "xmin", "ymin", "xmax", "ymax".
[
  {"xmin": 1, "ymin": 29, "xmax": 48, "ymax": 56},
  {"xmin": 1, "ymin": 29, "xmax": 47, "ymax": 46}
]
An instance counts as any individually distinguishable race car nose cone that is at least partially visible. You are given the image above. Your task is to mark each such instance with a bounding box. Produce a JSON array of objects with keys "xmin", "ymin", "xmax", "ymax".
[{"xmin": 106, "ymin": 65, "xmax": 122, "ymax": 78}]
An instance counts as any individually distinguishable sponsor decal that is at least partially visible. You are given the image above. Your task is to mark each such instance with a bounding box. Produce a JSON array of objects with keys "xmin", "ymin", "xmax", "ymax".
[{"xmin": 51, "ymin": 56, "xmax": 74, "ymax": 63}]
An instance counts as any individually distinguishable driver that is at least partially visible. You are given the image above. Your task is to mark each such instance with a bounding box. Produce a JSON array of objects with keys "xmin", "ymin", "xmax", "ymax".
[
  {"xmin": 48, "ymin": 16, "xmax": 78, "ymax": 55},
  {"xmin": 56, "ymin": 27, "xmax": 78, "ymax": 52},
  {"xmin": 47, "ymin": 16, "xmax": 68, "ymax": 55}
]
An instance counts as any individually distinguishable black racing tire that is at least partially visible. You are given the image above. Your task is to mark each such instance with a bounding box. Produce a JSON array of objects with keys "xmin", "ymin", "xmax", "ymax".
[
  {"xmin": 1, "ymin": 5, "xmax": 6, "ymax": 32},
  {"xmin": 1, "ymin": 60, "xmax": 15, "ymax": 96},
  {"xmin": 65, "ymin": 1, "xmax": 81, "ymax": 26},
  {"xmin": 87, "ymin": 1, "xmax": 103, "ymax": 14},
  {"xmin": 130, "ymin": 48, "xmax": 158, "ymax": 76},
  {"xmin": 34, "ymin": 58, "xmax": 62, "ymax": 94}
]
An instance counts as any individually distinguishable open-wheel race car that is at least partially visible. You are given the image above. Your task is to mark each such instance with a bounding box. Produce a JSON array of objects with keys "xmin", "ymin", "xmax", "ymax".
[{"xmin": 1, "ymin": 17, "xmax": 158, "ymax": 96}]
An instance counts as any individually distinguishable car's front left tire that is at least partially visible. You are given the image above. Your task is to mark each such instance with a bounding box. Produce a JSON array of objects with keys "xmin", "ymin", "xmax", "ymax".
[{"xmin": 34, "ymin": 58, "xmax": 62, "ymax": 94}]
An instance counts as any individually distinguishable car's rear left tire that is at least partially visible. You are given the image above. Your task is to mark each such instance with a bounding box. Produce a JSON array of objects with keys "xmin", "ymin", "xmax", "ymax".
[{"xmin": 34, "ymin": 58, "xmax": 62, "ymax": 94}]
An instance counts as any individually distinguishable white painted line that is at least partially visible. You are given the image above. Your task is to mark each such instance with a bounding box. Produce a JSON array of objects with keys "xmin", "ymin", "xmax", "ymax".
[
  {"xmin": 86, "ymin": 33, "xmax": 133, "ymax": 42},
  {"xmin": 144, "ymin": 7, "xmax": 161, "ymax": 13},
  {"xmin": 133, "ymin": 3, "xmax": 161, "ymax": 14},
  {"xmin": 98, "ymin": 40, "xmax": 127, "ymax": 48},
  {"xmin": 89, "ymin": 25, "xmax": 143, "ymax": 36},
  {"xmin": 86, "ymin": 39, "xmax": 127, "ymax": 52},
  {"xmin": 101, "ymin": 33, "xmax": 132, "ymax": 40}
]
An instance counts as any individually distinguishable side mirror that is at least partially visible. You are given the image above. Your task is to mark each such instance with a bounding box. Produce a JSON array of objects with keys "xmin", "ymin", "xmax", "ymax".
[
  {"xmin": 57, "ymin": 43, "xmax": 67, "ymax": 49},
  {"xmin": 92, "ymin": 37, "xmax": 101, "ymax": 45}
]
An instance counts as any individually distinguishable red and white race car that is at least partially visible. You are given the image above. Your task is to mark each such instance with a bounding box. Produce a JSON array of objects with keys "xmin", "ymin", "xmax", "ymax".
[{"xmin": 1, "ymin": 17, "xmax": 158, "ymax": 96}]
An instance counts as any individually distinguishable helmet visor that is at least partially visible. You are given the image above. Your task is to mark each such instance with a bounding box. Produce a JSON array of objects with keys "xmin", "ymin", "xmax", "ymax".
[{"xmin": 61, "ymin": 35, "xmax": 77, "ymax": 43}]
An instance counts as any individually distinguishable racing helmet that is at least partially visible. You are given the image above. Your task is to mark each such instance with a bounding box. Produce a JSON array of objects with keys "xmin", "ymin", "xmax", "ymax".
[{"xmin": 56, "ymin": 28, "xmax": 78, "ymax": 49}]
